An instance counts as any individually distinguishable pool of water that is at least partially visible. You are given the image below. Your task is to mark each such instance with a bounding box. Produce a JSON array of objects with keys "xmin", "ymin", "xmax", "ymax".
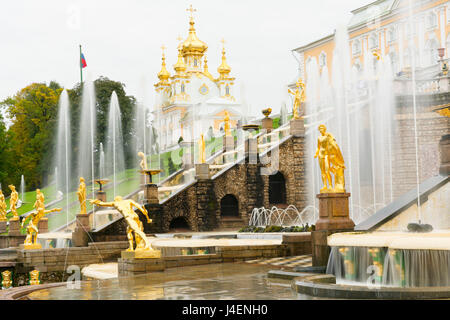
[{"xmin": 27, "ymin": 263, "xmax": 315, "ymax": 300}]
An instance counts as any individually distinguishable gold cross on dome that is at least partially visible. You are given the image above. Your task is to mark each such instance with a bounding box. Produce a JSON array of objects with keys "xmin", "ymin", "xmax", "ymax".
[
  {"xmin": 161, "ymin": 45, "xmax": 166, "ymax": 55},
  {"xmin": 177, "ymin": 35, "xmax": 183, "ymax": 42},
  {"xmin": 186, "ymin": 4, "xmax": 197, "ymax": 19}
]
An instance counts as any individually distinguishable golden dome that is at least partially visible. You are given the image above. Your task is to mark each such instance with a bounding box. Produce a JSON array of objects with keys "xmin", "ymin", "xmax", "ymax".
[
  {"xmin": 181, "ymin": 17, "xmax": 208, "ymax": 56},
  {"xmin": 157, "ymin": 51, "xmax": 170, "ymax": 82},
  {"xmin": 217, "ymin": 46, "xmax": 231, "ymax": 78},
  {"xmin": 173, "ymin": 48, "xmax": 187, "ymax": 74}
]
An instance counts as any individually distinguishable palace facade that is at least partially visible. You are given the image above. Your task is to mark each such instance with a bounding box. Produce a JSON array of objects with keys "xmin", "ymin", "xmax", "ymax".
[{"xmin": 154, "ymin": 7, "xmax": 243, "ymax": 151}]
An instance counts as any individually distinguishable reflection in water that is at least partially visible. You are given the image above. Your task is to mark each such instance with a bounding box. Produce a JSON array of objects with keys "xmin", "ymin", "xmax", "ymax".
[{"xmin": 28, "ymin": 263, "xmax": 309, "ymax": 300}]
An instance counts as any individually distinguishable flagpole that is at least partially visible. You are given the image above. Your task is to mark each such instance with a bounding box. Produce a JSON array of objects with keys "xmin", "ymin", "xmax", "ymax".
[{"xmin": 79, "ymin": 44, "xmax": 83, "ymax": 83}]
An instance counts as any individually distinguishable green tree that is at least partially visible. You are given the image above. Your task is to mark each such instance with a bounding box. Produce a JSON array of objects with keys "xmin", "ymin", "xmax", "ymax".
[
  {"xmin": 0, "ymin": 113, "xmax": 14, "ymax": 192},
  {"xmin": 1, "ymin": 82, "xmax": 62, "ymax": 189}
]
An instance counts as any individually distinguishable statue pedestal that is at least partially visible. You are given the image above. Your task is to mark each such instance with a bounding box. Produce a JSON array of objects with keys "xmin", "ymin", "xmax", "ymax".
[
  {"xmin": 0, "ymin": 220, "xmax": 7, "ymax": 233},
  {"xmin": 195, "ymin": 163, "xmax": 210, "ymax": 180},
  {"xmin": 95, "ymin": 190, "xmax": 107, "ymax": 202},
  {"xmin": 262, "ymin": 117, "xmax": 273, "ymax": 132},
  {"xmin": 118, "ymin": 251, "xmax": 165, "ymax": 276},
  {"xmin": 315, "ymin": 193, "xmax": 355, "ymax": 231},
  {"xmin": 144, "ymin": 184, "xmax": 159, "ymax": 205},
  {"xmin": 8, "ymin": 219, "xmax": 21, "ymax": 236},
  {"xmin": 223, "ymin": 136, "xmax": 235, "ymax": 152},
  {"xmin": 38, "ymin": 218, "xmax": 48, "ymax": 234},
  {"xmin": 121, "ymin": 248, "xmax": 161, "ymax": 259},
  {"xmin": 290, "ymin": 118, "xmax": 305, "ymax": 137},
  {"xmin": 72, "ymin": 214, "xmax": 91, "ymax": 247},
  {"xmin": 20, "ymin": 243, "xmax": 42, "ymax": 250}
]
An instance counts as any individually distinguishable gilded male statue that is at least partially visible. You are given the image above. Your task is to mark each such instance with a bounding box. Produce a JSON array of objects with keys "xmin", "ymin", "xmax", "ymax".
[
  {"xmin": 199, "ymin": 134, "xmax": 206, "ymax": 164},
  {"xmin": 77, "ymin": 177, "xmax": 87, "ymax": 215},
  {"xmin": 314, "ymin": 124, "xmax": 346, "ymax": 193},
  {"xmin": 288, "ymin": 79, "xmax": 306, "ymax": 120},
  {"xmin": 138, "ymin": 151, "xmax": 148, "ymax": 171},
  {"xmin": 90, "ymin": 196, "xmax": 153, "ymax": 252},
  {"xmin": 8, "ymin": 185, "xmax": 19, "ymax": 220},
  {"xmin": 22, "ymin": 206, "xmax": 62, "ymax": 245},
  {"xmin": 0, "ymin": 190, "xmax": 7, "ymax": 221},
  {"xmin": 34, "ymin": 189, "xmax": 45, "ymax": 211}
]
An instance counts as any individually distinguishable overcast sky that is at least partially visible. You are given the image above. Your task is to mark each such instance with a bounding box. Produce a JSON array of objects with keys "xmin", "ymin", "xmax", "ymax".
[{"xmin": 0, "ymin": 0, "xmax": 372, "ymax": 116}]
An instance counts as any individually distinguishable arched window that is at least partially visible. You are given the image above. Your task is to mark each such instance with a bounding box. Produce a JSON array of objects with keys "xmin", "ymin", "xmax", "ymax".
[
  {"xmin": 269, "ymin": 171, "xmax": 286, "ymax": 205},
  {"xmin": 352, "ymin": 40, "xmax": 361, "ymax": 56},
  {"xmin": 194, "ymin": 59, "xmax": 198, "ymax": 67},
  {"xmin": 425, "ymin": 11, "xmax": 437, "ymax": 30},
  {"xmin": 387, "ymin": 26, "xmax": 397, "ymax": 43},
  {"xmin": 319, "ymin": 51, "xmax": 327, "ymax": 67},
  {"xmin": 225, "ymin": 85, "xmax": 230, "ymax": 95},
  {"xmin": 220, "ymin": 194, "xmax": 239, "ymax": 217},
  {"xmin": 181, "ymin": 83, "xmax": 185, "ymax": 93},
  {"xmin": 425, "ymin": 39, "xmax": 439, "ymax": 66},
  {"xmin": 369, "ymin": 34, "xmax": 378, "ymax": 49}
]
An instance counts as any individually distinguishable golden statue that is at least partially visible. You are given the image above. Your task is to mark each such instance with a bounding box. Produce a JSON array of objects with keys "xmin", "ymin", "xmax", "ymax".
[
  {"xmin": 224, "ymin": 111, "xmax": 231, "ymax": 137},
  {"xmin": 34, "ymin": 189, "xmax": 45, "ymax": 211},
  {"xmin": 77, "ymin": 177, "xmax": 87, "ymax": 215},
  {"xmin": 0, "ymin": 190, "xmax": 7, "ymax": 221},
  {"xmin": 1, "ymin": 270, "xmax": 12, "ymax": 289},
  {"xmin": 314, "ymin": 124, "xmax": 346, "ymax": 193},
  {"xmin": 29, "ymin": 270, "xmax": 40, "ymax": 285},
  {"xmin": 8, "ymin": 185, "xmax": 19, "ymax": 220},
  {"xmin": 90, "ymin": 196, "xmax": 160, "ymax": 257},
  {"xmin": 22, "ymin": 206, "xmax": 62, "ymax": 249},
  {"xmin": 138, "ymin": 151, "xmax": 148, "ymax": 171},
  {"xmin": 199, "ymin": 134, "xmax": 206, "ymax": 164},
  {"xmin": 288, "ymin": 79, "xmax": 306, "ymax": 120}
]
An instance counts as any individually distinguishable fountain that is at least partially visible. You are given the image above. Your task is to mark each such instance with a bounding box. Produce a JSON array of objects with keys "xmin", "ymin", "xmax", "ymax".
[
  {"xmin": 54, "ymin": 90, "xmax": 71, "ymax": 224},
  {"xmin": 105, "ymin": 91, "xmax": 125, "ymax": 198},
  {"xmin": 248, "ymin": 205, "xmax": 317, "ymax": 227},
  {"xmin": 19, "ymin": 175, "xmax": 25, "ymax": 203}
]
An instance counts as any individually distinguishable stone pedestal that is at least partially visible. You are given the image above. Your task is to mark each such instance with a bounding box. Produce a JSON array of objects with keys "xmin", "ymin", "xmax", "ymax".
[
  {"xmin": 245, "ymin": 138, "xmax": 258, "ymax": 163},
  {"xmin": 37, "ymin": 218, "xmax": 48, "ymax": 234},
  {"xmin": 72, "ymin": 214, "xmax": 91, "ymax": 247},
  {"xmin": 144, "ymin": 184, "xmax": 159, "ymax": 205},
  {"xmin": 0, "ymin": 220, "xmax": 7, "ymax": 233},
  {"xmin": 315, "ymin": 193, "xmax": 355, "ymax": 231},
  {"xmin": 290, "ymin": 118, "xmax": 305, "ymax": 137},
  {"xmin": 121, "ymin": 249, "xmax": 161, "ymax": 259},
  {"xmin": 195, "ymin": 163, "xmax": 210, "ymax": 180},
  {"xmin": 19, "ymin": 243, "xmax": 42, "ymax": 250},
  {"xmin": 118, "ymin": 255, "xmax": 165, "ymax": 276},
  {"xmin": 95, "ymin": 190, "xmax": 107, "ymax": 202},
  {"xmin": 262, "ymin": 117, "xmax": 273, "ymax": 132},
  {"xmin": 8, "ymin": 219, "xmax": 21, "ymax": 236},
  {"xmin": 439, "ymin": 134, "xmax": 450, "ymax": 176},
  {"xmin": 223, "ymin": 135, "xmax": 235, "ymax": 152}
]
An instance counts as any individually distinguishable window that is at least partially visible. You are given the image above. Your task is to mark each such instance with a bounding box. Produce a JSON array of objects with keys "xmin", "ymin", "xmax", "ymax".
[
  {"xmin": 194, "ymin": 59, "xmax": 197, "ymax": 67},
  {"xmin": 424, "ymin": 39, "xmax": 439, "ymax": 66},
  {"xmin": 389, "ymin": 51, "xmax": 398, "ymax": 74},
  {"xmin": 352, "ymin": 40, "xmax": 361, "ymax": 56},
  {"xmin": 369, "ymin": 34, "xmax": 378, "ymax": 49},
  {"xmin": 425, "ymin": 11, "xmax": 437, "ymax": 30},
  {"xmin": 353, "ymin": 60, "xmax": 362, "ymax": 73},
  {"xmin": 181, "ymin": 83, "xmax": 185, "ymax": 93},
  {"xmin": 387, "ymin": 26, "xmax": 398, "ymax": 43},
  {"xmin": 225, "ymin": 85, "xmax": 230, "ymax": 95},
  {"xmin": 319, "ymin": 51, "xmax": 327, "ymax": 67}
]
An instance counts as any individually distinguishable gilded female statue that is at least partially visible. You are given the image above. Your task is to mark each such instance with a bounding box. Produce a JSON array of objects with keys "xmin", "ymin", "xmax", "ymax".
[
  {"xmin": 138, "ymin": 151, "xmax": 148, "ymax": 171},
  {"xmin": 0, "ymin": 190, "xmax": 7, "ymax": 221},
  {"xmin": 77, "ymin": 177, "xmax": 87, "ymax": 215},
  {"xmin": 8, "ymin": 185, "xmax": 19, "ymax": 220}
]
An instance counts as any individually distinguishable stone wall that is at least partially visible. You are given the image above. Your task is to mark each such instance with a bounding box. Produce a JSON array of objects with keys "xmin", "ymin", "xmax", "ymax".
[{"xmin": 393, "ymin": 92, "xmax": 450, "ymax": 198}]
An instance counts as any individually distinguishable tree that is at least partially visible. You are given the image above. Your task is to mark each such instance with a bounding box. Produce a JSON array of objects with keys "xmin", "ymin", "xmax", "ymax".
[
  {"xmin": 0, "ymin": 113, "xmax": 14, "ymax": 192},
  {"xmin": 1, "ymin": 82, "xmax": 62, "ymax": 189}
]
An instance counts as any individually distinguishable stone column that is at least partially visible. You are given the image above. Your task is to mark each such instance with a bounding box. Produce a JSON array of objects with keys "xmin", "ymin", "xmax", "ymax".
[
  {"xmin": 95, "ymin": 190, "xmax": 107, "ymax": 202},
  {"xmin": 262, "ymin": 117, "xmax": 273, "ymax": 133},
  {"xmin": 439, "ymin": 134, "xmax": 450, "ymax": 175},
  {"xmin": 195, "ymin": 163, "xmax": 210, "ymax": 180},
  {"xmin": 291, "ymin": 118, "xmax": 308, "ymax": 210},
  {"xmin": 8, "ymin": 219, "xmax": 21, "ymax": 236},
  {"xmin": 144, "ymin": 184, "xmax": 159, "ymax": 205},
  {"xmin": 180, "ymin": 141, "xmax": 194, "ymax": 170},
  {"xmin": 290, "ymin": 118, "xmax": 305, "ymax": 137},
  {"xmin": 195, "ymin": 177, "xmax": 214, "ymax": 231},
  {"xmin": 312, "ymin": 192, "xmax": 355, "ymax": 267},
  {"xmin": 37, "ymin": 218, "xmax": 48, "ymax": 234},
  {"xmin": 72, "ymin": 214, "xmax": 91, "ymax": 247},
  {"xmin": 223, "ymin": 136, "xmax": 235, "ymax": 152},
  {"xmin": 0, "ymin": 220, "xmax": 7, "ymax": 233}
]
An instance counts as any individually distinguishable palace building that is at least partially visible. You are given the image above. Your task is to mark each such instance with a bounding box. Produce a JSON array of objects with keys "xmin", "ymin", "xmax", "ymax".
[
  {"xmin": 154, "ymin": 6, "xmax": 243, "ymax": 151},
  {"xmin": 292, "ymin": 0, "xmax": 450, "ymax": 82}
]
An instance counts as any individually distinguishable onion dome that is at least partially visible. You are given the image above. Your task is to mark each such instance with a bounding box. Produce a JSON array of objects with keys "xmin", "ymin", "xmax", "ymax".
[
  {"xmin": 217, "ymin": 45, "xmax": 231, "ymax": 79},
  {"xmin": 181, "ymin": 16, "xmax": 208, "ymax": 56},
  {"xmin": 173, "ymin": 48, "xmax": 187, "ymax": 75},
  {"xmin": 157, "ymin": 51, "xmax": 170, "ymax": 83}
]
